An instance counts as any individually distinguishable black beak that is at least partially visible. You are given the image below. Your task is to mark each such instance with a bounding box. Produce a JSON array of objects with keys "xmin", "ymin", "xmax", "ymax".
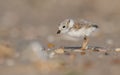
[{"xmin": 57, "ymin": 30, "xmax": 61, "ymax": 34}]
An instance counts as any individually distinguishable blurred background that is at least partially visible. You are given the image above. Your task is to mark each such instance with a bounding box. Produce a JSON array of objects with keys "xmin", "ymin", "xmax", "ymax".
[
  {"xmin": 0, "ymin": 0, "xmax": 120, "ymax": 75},
  {"xmin": 0, "ymin": 0, "xmax": 120, "ymax": 47}
]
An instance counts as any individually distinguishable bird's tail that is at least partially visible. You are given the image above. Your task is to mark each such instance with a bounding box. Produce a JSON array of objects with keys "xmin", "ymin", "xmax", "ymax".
[{"xmin": 92, "ymin": 24, "xmax": 99, "ymax": 28}]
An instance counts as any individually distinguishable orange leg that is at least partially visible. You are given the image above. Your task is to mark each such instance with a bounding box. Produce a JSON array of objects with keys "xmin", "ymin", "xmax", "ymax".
[{"xmin": 81, "ymin": 36, "xmax": 89, "ymax": 50}]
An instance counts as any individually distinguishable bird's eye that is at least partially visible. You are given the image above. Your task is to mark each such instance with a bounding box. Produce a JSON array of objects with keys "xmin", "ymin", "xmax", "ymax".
[{"xmin": 63, "ymin": 26, "xmax": 65, "ymax": 28}]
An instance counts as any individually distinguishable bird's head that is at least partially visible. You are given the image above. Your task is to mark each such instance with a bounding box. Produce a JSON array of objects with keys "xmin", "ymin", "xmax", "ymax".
[{"xmin": 57, "ymin": 19, "xmax": 74, "ymax": 34}]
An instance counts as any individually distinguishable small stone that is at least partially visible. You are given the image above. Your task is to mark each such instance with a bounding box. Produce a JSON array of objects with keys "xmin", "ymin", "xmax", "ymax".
[
  {"xmin": 21, "ymin": 41, "xmax": 49, "ymax": 62},
  {"xmin": 104, "ymin": 52, "xmax": 109, "ymax": 55},
  {"xmin": 115, "ymin": 48, "xmax": 120, "ymax": 52},
  {"xmin": 93, "ymin": 47, "xmax": 107, "ymax": 52},
  {"xmin": 49, "ymin": 52, "xmax": 56, "ymax": 58},
  {"xmin": 0, "ymin": 44, "xmax": 14, "ymax": 58},
  {"xmin": 54, "ymin": 48, "xmax": 64, "ymax": 54},
  {"xmin": 47, "ymin": 43, "xmax": 55, "ymax": 48},
  {"xmin": 80, "ymin": 51, "xmax": 86, "ymax": 55},
  {"xmin": 73, "ymin": 49, "xmax": 83, "ymax": 52}
]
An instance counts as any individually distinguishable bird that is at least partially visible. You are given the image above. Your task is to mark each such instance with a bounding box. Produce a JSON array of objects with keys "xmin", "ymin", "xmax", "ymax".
[{"xmin": 57, "ymin": 19, "xmax": 98, "ymax": 50}]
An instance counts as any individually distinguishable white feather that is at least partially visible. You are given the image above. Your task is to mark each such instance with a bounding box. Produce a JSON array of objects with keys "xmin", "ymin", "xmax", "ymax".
[{"xmin": 69, "ymin": 19, "xmax": 74, "ymax": 28}]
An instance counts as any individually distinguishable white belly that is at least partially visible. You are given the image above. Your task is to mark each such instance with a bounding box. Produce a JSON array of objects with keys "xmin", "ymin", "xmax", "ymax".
[{"xmin": 67, "ymin": 27, "xmax": 96, "ymax": 37}]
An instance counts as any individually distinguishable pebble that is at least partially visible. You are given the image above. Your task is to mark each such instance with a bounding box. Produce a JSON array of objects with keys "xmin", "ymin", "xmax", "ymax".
[
  {"xmin": 30, "ymin": 42, "xmax": 49, "ymax": 60},
  {"xmin": 73, "ymin": 49, "xmax": 83, "ymax": 52},
  {"xmin": 80, "ymin": 51, "xmax": 86, "ymax": 55},
  {"xmin": 54, "ymin": 48, "xmax": 64, "ymax": 54},
  {"xmin": 115, "ymin": 48, "xmax": 120, "ymax": 52},
  {"xmin": 104, "ymin": 52, "xmax": 109, "ymax": 55},
  {"xmin": 49, "ymin": 52, "xmax": 56, "ymax": 58},
  {"xmin": 47, "ymin": 43, "xmax": 55, "ymax": 48},
  {"xmin": 21, "ymin": 41, "xmax": 49, "ymax": 62},
  {"xmin": 0, "ymin": 44, "xmax": 14, "ymax": 58}
]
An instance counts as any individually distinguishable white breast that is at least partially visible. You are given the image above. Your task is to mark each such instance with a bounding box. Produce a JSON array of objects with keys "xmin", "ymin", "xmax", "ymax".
[{"xmin": 67, "ymin": 27, "xmax": 96, "ymax": 37}]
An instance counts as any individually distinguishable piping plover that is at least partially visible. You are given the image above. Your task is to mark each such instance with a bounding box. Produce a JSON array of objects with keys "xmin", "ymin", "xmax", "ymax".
[{"xmin": 57, "ymin": 19, "xmax": 98, "ymax": 50}]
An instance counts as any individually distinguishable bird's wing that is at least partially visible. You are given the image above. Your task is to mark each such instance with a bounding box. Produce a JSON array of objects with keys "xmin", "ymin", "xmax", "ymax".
[{"xmin": 73, "ymin": 22, "xmax": 82, "ymax": 29}]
